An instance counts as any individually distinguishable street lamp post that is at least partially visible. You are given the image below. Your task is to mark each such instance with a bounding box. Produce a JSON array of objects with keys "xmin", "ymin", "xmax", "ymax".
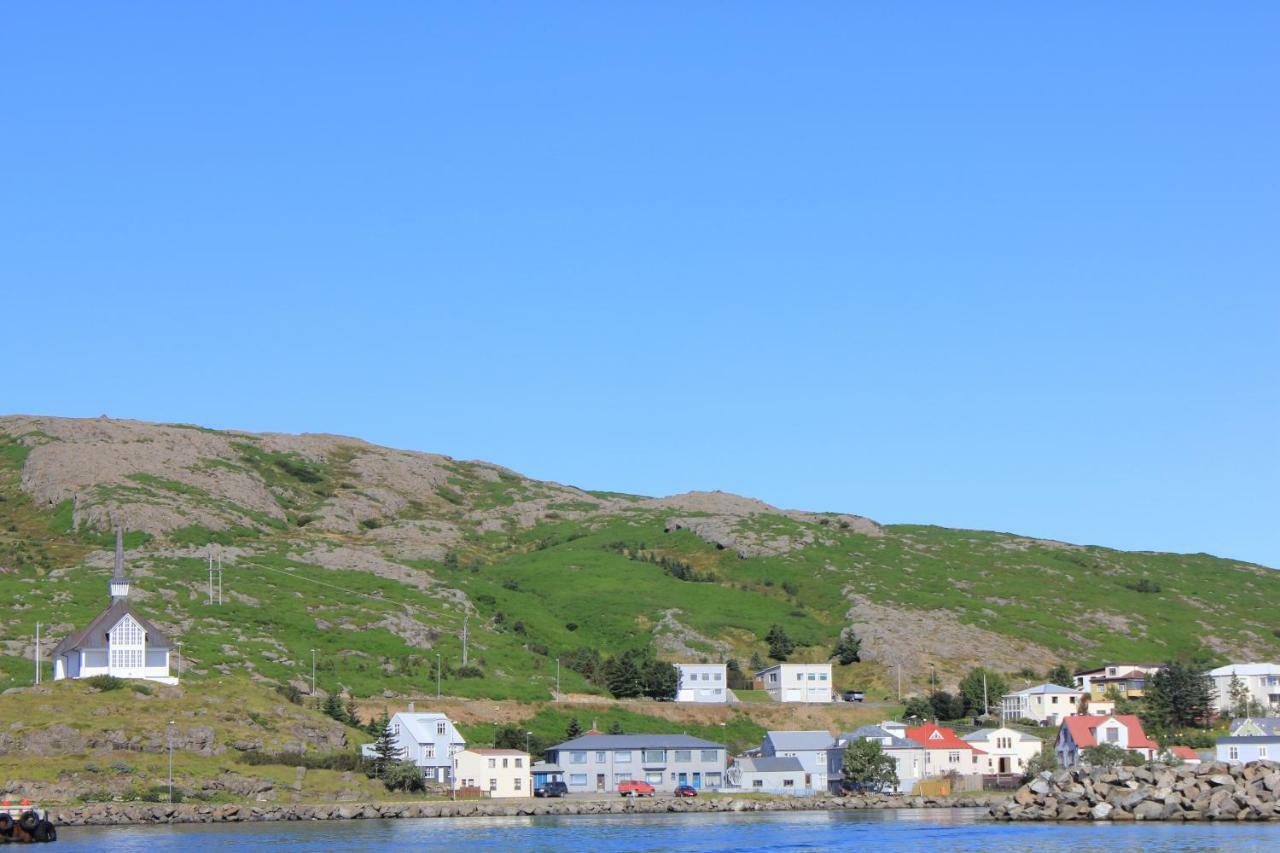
[
  {"xmin": 310, "ymin": 649, "xmax": 317, "ymax": 696},
  {"xmin": 167, "ymin": 720, "xmax": 175, "ymax": 803},
  {"xmin": 436, "ymin": 653, "xmax": 442, "ymax": 699},
  {"xmin": 525, "ymin": 731, "xmax": 532, "ymax": 753}
]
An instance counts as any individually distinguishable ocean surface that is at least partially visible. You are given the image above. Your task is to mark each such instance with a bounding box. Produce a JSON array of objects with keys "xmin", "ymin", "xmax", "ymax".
[{"xmin": 55, "ymin": 807, "xmax": 1280, "ymax": 852}]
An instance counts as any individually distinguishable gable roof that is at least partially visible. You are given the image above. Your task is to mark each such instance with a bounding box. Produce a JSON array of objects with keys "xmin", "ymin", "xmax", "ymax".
[
  {"xmin": 963, "ymin": 728, "xmax": 1041, "ymax": 745},
  {"xmin": 1014, "ymin": 683, "xmax": 1081, "ymax": 695},
  {"xmin": 393, "ymin": 712, "xmax": 465, "ymax": 744},
  {"xmin": 1230, "ymin": 717, "xmax": 1280, "ymax": 736},
  {"xmin": 1217, "ymin": 735, "xmax": 1280, "ymax": 745},
  {"xmin": 548, "ymin": 733, "xmax": 725, "ymax": 751},
  {"xmin": 765, "ymin": 730, "xmax": 836, "ymax": 751},
  {"xmin": 905, "ymin": 723, "xmax": 982, "ymax": 752},
  {"xmin": 467, "ymin": 748, "xmax": 528, "ymax": 756},
  {"xmin": 1061, "ymin": 715, "xmax": 1157, "ymax": 750},
  {"xmin": 1168, "ymin": 746, "xmax": 1201, "ymax": 760},
  {"xmin": 737, "ymin": 756, "xmax": 805, "ymax": 773},
  {"xmin": 50, "ymin": 600, "xmax": 171, "ymax": 658},
  {"xmin": 1209, "ymin": 663, "xmax": 1280, "ymax": 678},
  {"xmin": 840, "ymin": 725, "xmax": 921, "ymax": 750}
]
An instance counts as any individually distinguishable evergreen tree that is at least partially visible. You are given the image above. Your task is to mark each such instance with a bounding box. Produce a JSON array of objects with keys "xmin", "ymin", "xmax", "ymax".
[
  {"xmin": 344, "ymin": 696, "xmax": 360, "ymax": 728},
  {"xmin": 901, "ymin": 696, "xmax": 933, "ymax": 721},
  {"xmin": 1142, "ymin": 660, "xmax": 1213, "ymax": 731},
  {"xmin": 322, "ymin": 691, "xmax": 346, "ymax": 723},
  {"xmin": 565, "ymin": 717, "xmax": 583, "ymax": 739},
  {"xmin": 1046, "ymin": 664, "xmax": 1074, "ymax": 688},
  {"xmin": 604, "ymin": 652, "xmax": 645, "ymax": 698},
  {"xmin": 749, "ymin": 652, "xmax": 766, "ymax": 672},
  {"xmin": 1228, "ymin": 673, "xmax": 1252, "ymax": 718},
  {"xmin": 642, "ymin": 659, "xmax": 679, "ymax": 701},
  {"xmin": 958, "ymin": 667, "xmax": 1008, "ymax": 717},
  {"xmin": 841, "ymin": 738, "xmax": 899, "ymax": 792},
  {"xmin": 765, "ymin": 625, "xmax": 794, "ymax": 662},
  {"xmin": 371, "ymin": 714, "xmax": 404, "ymax": 777},
  {"xmin": 831, "ymin": 630, "xmax": 862, "ymax": 666},
  {"xmin": 607, "ymin": 721, "xmax": 625, "ymax": 735},
  {"xmin": 929, "ymin": 690, "xmax": 966, "ymax": 721}
]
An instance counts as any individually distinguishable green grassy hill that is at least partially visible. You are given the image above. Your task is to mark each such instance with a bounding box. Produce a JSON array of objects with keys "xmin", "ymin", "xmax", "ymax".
[{"xmin": 2, "ymin": 415, "xmax": 1277, "ymax": 706}]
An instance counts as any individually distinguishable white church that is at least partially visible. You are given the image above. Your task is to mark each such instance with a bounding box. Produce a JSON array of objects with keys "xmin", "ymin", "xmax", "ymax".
[{"xmin": 51, "ymin": 528, "xmax": 178, "ymax": 685}]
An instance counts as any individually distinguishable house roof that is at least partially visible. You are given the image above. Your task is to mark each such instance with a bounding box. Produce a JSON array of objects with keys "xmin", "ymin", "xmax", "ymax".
[
  {"xmin": 467, "ymin": 748, "xmax": 527, "ymax": 756},
  {"xmin": 1168, "ymin": 746, "xmax": 1201, "ymax": 760},
  {"xmin": 765, "ymin": 730, "xmax": 836, "ymax": 751},
  {"xmin": 50, "ymin": 600, "xmax": 172, "ymax": 658},
  {"xmin": 548, "ymin": 734, "xmax": 725, "ymax": 751},
  {"xmin": 1095, "ymin": 670, "xmax": 1150, "ymax": 682},
  {"xmin": 840, "ymin": 725, "xmax": 921, "ymax": 750},
  {"xmin": 737, "ymin": 756, "xmax": 805, "ymax": 773},
  {"xmin": 1061, "ymin": 715, "xmax": 1157, "ymax": 750},
  {"xmin": 1013, "ymin": 683, "xmax": 1081, "ymax": 695},
  {"xmin": 1230, "ymin": 717, "xmax": 1280, "ymax": 736},
  {"xmin": 393, "ymin": 712, "xmax": 465, "ymax": 744},
  {"xmin": 963, "ymin": 728, "xmax": 1042, "ymax": 745},
  {"xmin": 753, "ymin": 662, "xmax": 832, "ymax": 676},
  {"xmin": 1217, "ymin": 736, "xmax": 1280, "ymax": 745},
  {"xmin": 1208, "ymin": 663, "xmax": 1280, "ymax": 677},
  {"xmin": 905, "ymin": 723, "xmax": 983, "ymax": 753},
  {"xmin": 530, "ymin": 762, "xmax": 563, "ymax": 773}
]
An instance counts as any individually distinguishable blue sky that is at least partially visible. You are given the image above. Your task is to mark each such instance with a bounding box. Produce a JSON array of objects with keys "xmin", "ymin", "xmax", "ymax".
[{"xmin": 2, "ymin": 3, "xmax": 1277, "ymax": 567}]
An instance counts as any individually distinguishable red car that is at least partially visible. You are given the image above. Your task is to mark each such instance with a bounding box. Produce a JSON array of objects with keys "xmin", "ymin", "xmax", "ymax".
[
  {"xmin": 674, "ymin": 785, "xmax": 698, "ymax": 798},
  {"xmin": 617, "ymin": 780, "xmax": 656, "ymax": 798}
]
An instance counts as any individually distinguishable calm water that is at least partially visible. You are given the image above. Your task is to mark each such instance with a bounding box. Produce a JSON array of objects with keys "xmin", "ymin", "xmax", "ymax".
[{"xmin": 54, "ymin": 808, "xmax": 1280, "ymax": 852}]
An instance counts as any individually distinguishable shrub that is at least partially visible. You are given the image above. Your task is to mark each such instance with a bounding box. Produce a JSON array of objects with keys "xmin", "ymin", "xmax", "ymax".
[
  {"xmin": 275, "ymin": 683, "xmax": 303, "ymax": 705},
  {"xmin": 1125, "ymin": 578, "xmax": 1162, "ymax": 593},
  {"xmin": 781, "ymin": 581, "xmax": 799, "ymax": 596},
  {"xmin": 130, "ymin": 682, "xmax": 153, "ymax": 695},
  {"xmin": 359, "ymin": 518, "xmax": 382, "ymax": 530},
  {"xmin": 502, "ymin": 578, "xmax": 520, "ymax": 591},
  {"xmin": 455, "ymin": 665, "xmax": 484, "ymax": 679},
  {"xmin": 86, "ymin": 675, "xmax": 124, "ymax": 692},
  {"xmin": 383, "ymin": 760, "xmax": 425, "ymax": 792}
]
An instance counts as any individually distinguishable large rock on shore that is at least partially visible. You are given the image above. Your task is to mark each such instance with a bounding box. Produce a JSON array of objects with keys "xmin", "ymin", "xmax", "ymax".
[{"xmin": 991, "ymin": 761, "xmax": 1280, "ymax": 821}]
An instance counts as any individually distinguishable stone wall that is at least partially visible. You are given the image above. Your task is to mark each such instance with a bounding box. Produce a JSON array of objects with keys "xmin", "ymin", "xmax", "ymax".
[
  {"xmin": 50, "ymin": 792, "xmax": 996, "ymax": 826},
  {"xmin": 990, "ymin": 761, "xmax": 1280, "ymax": 821}
]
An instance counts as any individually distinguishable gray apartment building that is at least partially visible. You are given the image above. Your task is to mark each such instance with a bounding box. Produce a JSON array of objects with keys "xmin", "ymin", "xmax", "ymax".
[{"xmin": 543, "ymin": 734, "xmax": 728, "ymax": 793}]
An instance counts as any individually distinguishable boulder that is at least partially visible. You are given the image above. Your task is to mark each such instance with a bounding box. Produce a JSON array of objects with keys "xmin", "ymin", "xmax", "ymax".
[{"xmin": 1090, "ymin": 802, "xmax": 1113, "ymax": 820}]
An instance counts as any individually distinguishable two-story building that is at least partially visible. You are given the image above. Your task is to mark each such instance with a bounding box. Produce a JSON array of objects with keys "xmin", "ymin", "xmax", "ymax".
[
  {"xmin": 675, "ymin": 663, "xmax": 729, "ymax": 703},
  {"xmin": 543, "ymin": 734, "xmax": 727, "ymax": 793},
  {"xmin": 1055, "ymin": 714, "xmax": 1157, "ymax": 768},
  {"xmin": 1073, "ymin": 664, "xmax": 1162, "ymax": 701},
  {"xmin": 755, "ymin": 663, "xmax": 833, "ymax": 703},
  {"xmin": 1207, "ymin": 664, "xmax": 1280, "ymax": 714},
  {"xmin": 999, "ymin": 683, "xmax": 1084, "ymax": 726},
  {"xmin": 758, "ymin": 730, "xmax": 835, "ymax": 792},
  {"xmin": 361, "ymin": 710, "xmax": 467, "ymax": 784},
  {"xmin": 834, "ymin": 724, "xmax": 926, "ymax": 794},
  {"xmin": 904, "ymin": 723, "xmax": 985, "ymax": 779},
  {"xmin": 961, "ymin": 727, "xmax": 1042, "ymax": 776},
  {"xmin": 452, "ymin": 748, "xmax": 531, "ymax": 798}
]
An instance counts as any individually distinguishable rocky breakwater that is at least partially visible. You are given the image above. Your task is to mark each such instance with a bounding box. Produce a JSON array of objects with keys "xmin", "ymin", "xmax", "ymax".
[
  {"xmin": 991, "ymin": 761, "xmax": 1280, "ymax": 822},
  {"xmin": 51, "ymin": 792, "xmax": 996, "ymax": 826}
]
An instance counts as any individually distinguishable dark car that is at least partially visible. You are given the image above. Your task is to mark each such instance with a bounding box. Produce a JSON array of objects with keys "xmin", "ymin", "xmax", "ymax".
[
  {"xmin": 534, "ymin": 781, "xmax": 568, "ymax": 798},
  {"xmin": 842, "ymin": 690, "xmax": 865, "ymax": 702},
  {"xmin": 673, "ymin": 785, "xmax": 698, "ymax": 798}
]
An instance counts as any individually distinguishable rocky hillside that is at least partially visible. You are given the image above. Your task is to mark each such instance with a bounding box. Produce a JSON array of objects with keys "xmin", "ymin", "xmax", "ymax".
[{"xmin": 1, "ymin": 415, "xmax": 1277, "ymax": 700}]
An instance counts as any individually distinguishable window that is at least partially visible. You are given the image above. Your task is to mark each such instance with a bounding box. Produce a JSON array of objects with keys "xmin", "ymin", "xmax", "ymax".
[
  {"xmin": 701, "ymin": 750, "xmax": 718, "ymax": 762},
  {"xmin": 423, "ymin": 745, "xmax": 436, "ymax": 758},
  {"xmin": 807, "ymin": 673, "xmax": 816, "ymax": 681},
  {"xmin": 752, "ymin": 780, "xmax": 763, "ymax": 788},
  {"xmin": 674, "ymin": 750, "xmax": 692, "ymax": 762},
  {"xmin": 1229, "ymin": 747, "xmax": 1239, "ymax": 761},
  {"xmin": 783, "ymin": 778, "xmax": 795, "ymax": 787},
  {"xmin": 614, "ymin": 773, "xmax": 631, "ymax": 783},
  {"xmin": 1259, "ymin": 747, "xmax": 1268, "ymax": 759},
  {"xmin": 714, "ymin": 672, "xmax": 722, "ymax": 681},
  {"xmin": 643, "ymin": 750, "xmax": 666, "ymax": 763},
  {"xmin": 713, "ymin": 689, "xmax": 722, "ymax": 695},
  {"xmin": 514, "ymin": 758, "xmax": 523, "ymax": 768},
  {"xmin": 645, "ymin": 772, "xmax": 663, "ymax": 784},
  {"xmin": 948, "ymin": 752, "xmax": 960, "ymax": 764},
  {"xmin": 595, "ymin": 751, "xmax": 606, "ymax": 763},
  {"xmin": 616, "ymin": 751, "xmax": 631, "ymax": 763},
  {"xmin": 819, "ymin": 673, "xmax": 828, "ymax": 681},
  {"xmin": 108, "ymin": 615, "xmax": 145, "ymax": 670},
  {"xmin": 1105, "ymin": 728, "xmax": 1119, "ymax": 744},
  {"xmin": 514, "ymin": 778, "xmax": 522, "ymax": 790},
  {"xmin": 489, "ymin": 779, "xmax": 497, "ymax": 791},
  {"xmin": 570, "ymin": 751, "xmax": 587, "ymax": 764},
  {"xmin": 437, "ymin": 722, "xmax": 447, "ymax": 735},
  {"xmin": 570, "ymin": 774, "xmax": 587, "ymax": 786},
  {"xmin": 705, "ymin": 773, "xmax": 721, "ymax": 787},
  {"xmin": 796, "ymin": 673, "xmax": 804, "ymax": 681},
  {"xmin": 502, "ymin": 758, "xmax": 509, "ymax": 768},
  {"xmin": 1051, "ymin": 696, "xmax": 1058, "ymax": 704},
  {"xmin": 488, "ymin": 758, "xmax": 496, "ymax": 768}
]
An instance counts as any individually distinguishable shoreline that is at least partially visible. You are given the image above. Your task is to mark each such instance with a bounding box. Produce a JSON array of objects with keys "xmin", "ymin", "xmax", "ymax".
[{"xmin": 49, "ymin": 793, "xmax": 1000, "ymax": 827}]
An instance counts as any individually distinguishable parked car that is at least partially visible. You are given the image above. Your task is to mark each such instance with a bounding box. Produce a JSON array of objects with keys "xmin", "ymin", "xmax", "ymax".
[
  {"xmin": 534, "ymin": 781, "xmax": 568, "ymax": 798},
  {"xmin": 617, "ymin": 780, "xmax": 656, "ymax": 798},
  {"xmin": 842, "ymin": 690, "xmax": 865, "ymax": 702},
  {"xmin": 673, "ymin": 785, "xmax": 698, "ymax": 798}
]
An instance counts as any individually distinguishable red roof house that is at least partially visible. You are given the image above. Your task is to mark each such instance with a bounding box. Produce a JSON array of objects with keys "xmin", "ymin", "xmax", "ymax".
[
  {"xmin": 1056, "ymin": 714, "xmax": 1158, "ymax": 767},
  {"xmin": 904, "ymin": 723, "xmax": 985, "ymax": 777}
]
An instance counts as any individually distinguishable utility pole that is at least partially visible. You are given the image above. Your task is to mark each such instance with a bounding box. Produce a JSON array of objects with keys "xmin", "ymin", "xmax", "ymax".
[
  {"xmin": 525, "ymin": 731, "xmax": 532, "ymax": 754},
  {"xmin": 208, "ymin": 552, "xmax": 214, "ymax": 605},
  {"xmin": 461, "ymin": 615, "xmax": 469, "ymax": 667},
  {"xmin": 983, "ymin": 671, "xmax": 989, "ymax": 718},
  {"xmin": 310, "ymin": 649, "xmax": 317, "ymax": 696},
  {"xmin": 217, "ymin": 557, "xmax": 223, "ymax": 605},
  {"xmin": 555, "ymin": 657, "xmax": 560, "ymax": 699},
  {"xmin": 167, "ymin": 721, "xmax": 175, "ymax": 803},
  {"xmin": 176, "ymin": 642, "xmax": 183, "ymax": 677},
  {"xmin": 436, "ymin": 653, "xmax": 442, "ymax": 699},
  {"xmin": 34, "ymin": 623, "xmax": 40, "ymax": 685}
]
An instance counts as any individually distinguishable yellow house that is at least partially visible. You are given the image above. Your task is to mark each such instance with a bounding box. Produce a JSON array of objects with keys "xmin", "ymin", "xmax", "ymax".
[
  {"xmin": 1075, "ymin": 664, "xmax": 1162, "ymax": 701},
  {"xmin": 452, "ymin": 749, "xmax": 531, "ymax": 798}
]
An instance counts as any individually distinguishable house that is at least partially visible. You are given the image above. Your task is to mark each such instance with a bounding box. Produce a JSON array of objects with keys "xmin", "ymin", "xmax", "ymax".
[
  {"xmin": 1229, "ymin": 717, "xmax": 1280, "ymax": 736},
  {"xmin": 834, "ymin": 724, "xmax": 927, "ymax": 794},
  {"xmin": 755, "ymin": 663, "xmax": 833, "ymax": 703},
  {"xmin": 961, "ymin": 727, "xmax": 1042, "ymax": 776},
  {"xmin": 1207, "ymin": 664, "xmax": 1280, "ymax": 714},
  {"xmin": 759, "ymin": 730, "xmax": 835, "ymax": 792},
  {"xmin": 1055, "ymin": 714, "xmax": 1157, "ymax": 768},
  {"xmin": 51, "ymin": 528, "xmax": 176, "ymax": 685},
  {"xmin": 452, "ymin": 748, "xmax": 530, "ymax": 798},
  {"xmin": 361, "ymin": 710, "xmax": 466, "ymax": 784},
  {"xmin": 1166, "ymin": 745, "xmax": 1202, "ymax": 765},
  {"xmin": 675, "ymin": 663, "xmax": 729, "ymax": 703},
  {"xmin": 726, "ymin": 756, "xmax": 810, "ymax": 794},
  {"xmin": 903, "ymin": 723, "xmax": 985, "ymax": 779},
  {"xmin": 530, "ymin": 761, "xmax": 564, "ymax": 789},
  {"xmin": 1073, "ymin": 664, "xmax": 1162, "ymax": 701},
  {"xmin": 543, "ymin": 734, "xmax": 727, "ymax": 793},
  {"xmin": 1216, "ymin": 735, "xmax": 1280, "ymax": 766},
  {"xmin": 999, "ymin": 684, "xmax": 1084, "ymax": 726}
]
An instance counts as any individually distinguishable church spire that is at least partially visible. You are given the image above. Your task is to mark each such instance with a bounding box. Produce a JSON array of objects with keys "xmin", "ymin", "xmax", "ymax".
[{"xmin": 109, "ymin": 526, "xmax": 131, "ymax": 602}]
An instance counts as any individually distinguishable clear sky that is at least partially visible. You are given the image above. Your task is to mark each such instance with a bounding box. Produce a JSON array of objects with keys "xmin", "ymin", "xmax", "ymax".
[{"xmin": 2, "ymin": 3, "xmax": 1277, "ymax": 567}]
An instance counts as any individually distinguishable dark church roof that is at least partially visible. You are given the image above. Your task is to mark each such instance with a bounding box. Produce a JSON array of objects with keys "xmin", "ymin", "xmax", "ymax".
[{"xmin": 50, "ymin": 599, "xmax": 172, "ymax": 658}]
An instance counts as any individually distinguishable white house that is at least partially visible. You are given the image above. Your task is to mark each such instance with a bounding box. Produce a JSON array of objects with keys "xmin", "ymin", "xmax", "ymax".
[
  {"xmin": 726, "ymin": 756, "xmax": 810, "ymax": 794},
  {"xmin": 759, "ymin": 730, "xmax": 834, "ymax": 792},
  {"xmin": 1216, "ymin": 735, "xmax": 1280, "ymax": 766},
  {"xmin": 835, "ymin": 724, "xmax": 927, "ymax": 794},
  {"xmin": 1000, "ymin": 683, "xmax": 1083, "ymax": 725},
  {"xmin": 452, "ymin": 748, "xmax": 531, "ymax": 798},
  {"xmin": 962, "ymin": 727, "xmax": 1042, "ymax": 776},
  {"xmin": 756, "ymin": 663, "xmax": 833, "ymax": 703},
  {"xmin": 51, "ymin": 528, "xmax": 176, "ymax": 685},
  {"xmin": 675, "ymin": 663, "xmax": 728, "ymax": 703},
  {"xmin": 362, "ymin": 710, "xmax": 466, "ymax": 784},
  {"xmin": 1055, "ymin": 715, "xmax": 1157, "ymax": 768},
  {"xmin": 1207, "ymin": 664, "xmax": 1280, "ymax": 714},
  {"xmin": 903, "ymin": 723, "xmax": 985, "ymax": 780}
]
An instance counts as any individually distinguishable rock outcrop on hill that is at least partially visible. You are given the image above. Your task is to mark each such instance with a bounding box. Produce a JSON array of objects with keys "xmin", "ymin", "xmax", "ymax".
[{"xmin": 990, "ymin": 761, "xmax": 1280, "ymax": 821}]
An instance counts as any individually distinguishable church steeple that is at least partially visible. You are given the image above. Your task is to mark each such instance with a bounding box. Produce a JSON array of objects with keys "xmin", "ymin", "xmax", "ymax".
[{"xmin": 109, "ymin": 526, "xmax": 131, "ymax": 602}]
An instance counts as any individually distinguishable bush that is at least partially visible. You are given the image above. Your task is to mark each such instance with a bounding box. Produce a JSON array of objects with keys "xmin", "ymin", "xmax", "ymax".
[
  {"xmin": 275, "ymin": 683, "xmax": 304, "ymax": 705},
  {"xmin": 86, "ymin": 675, "xmax": 124, "ymax": 692},
  {"xmin": 130, "ymin": 682, "xmax": 153, "ymax": 695},
  {"xmin": 781, "ymin": 581, "xmax": 799, "ymax": 596},
  {"xmin": 455, "ymin": 665, "xmax": 485, "ymax": 679},
  {"xmin": 1125, "ymin": 578, "xmax": 1162, "ymax": 593},
  {"xmin": 382, "ymin": 760, "xmax": 425, "ymax": 792},
  {"xmin": 237, "ymin": 750, "xmax": 365, "ymax": 771},
  {"xmin": 359, "ymin": 518, "xmax": 382, "ymax": 530}
]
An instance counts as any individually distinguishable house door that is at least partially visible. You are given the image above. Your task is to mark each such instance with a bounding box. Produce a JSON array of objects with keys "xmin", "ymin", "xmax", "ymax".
[
  {"xmin": 804, "ymin": 773, "xmax": 812, "ymax": 789},
  {"xmin": 692, "ymin": 772, "xmax": 701, "ymax": 790},
  {"xmin": 678, "ymin": 772, "xmax": 688, "ymax": 786},
  {"xmin": 998, "ymin": 757, "xmax": 1010, "ymax": 774},
  {"xmin": 596, "ymin": 774, "xmax": 605, "ymax": 791}
]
